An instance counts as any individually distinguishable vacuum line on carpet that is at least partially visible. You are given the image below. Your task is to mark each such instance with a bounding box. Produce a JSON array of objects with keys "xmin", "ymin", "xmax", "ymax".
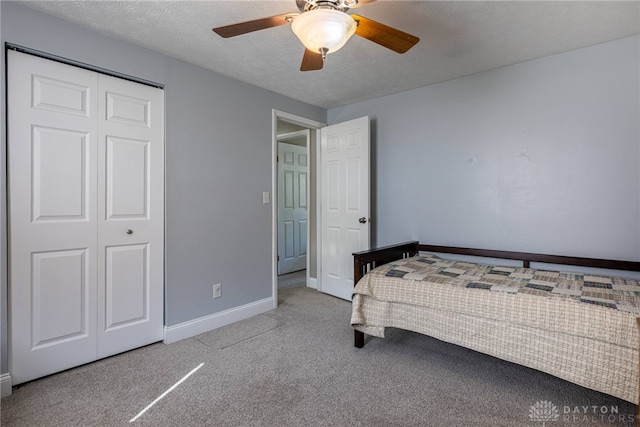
[
  {"xmin": 129, "ymin": 362, "xmax": 204, "ymax": 422},
  {"xmin": 218, "ymin": 325, "xmax": 284, "ymax": 350}
]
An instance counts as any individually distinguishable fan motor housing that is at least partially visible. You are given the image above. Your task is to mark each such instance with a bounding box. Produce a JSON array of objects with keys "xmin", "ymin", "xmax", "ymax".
[{"xmin": 296, "ymin": 0, "xmax": 357, "ymax": 13}]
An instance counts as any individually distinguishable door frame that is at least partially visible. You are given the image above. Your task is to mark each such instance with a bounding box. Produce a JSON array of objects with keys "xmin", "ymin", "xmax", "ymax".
[{"xmin": 271, "ymin": 110, "xmax": 325, "ymax": 307}]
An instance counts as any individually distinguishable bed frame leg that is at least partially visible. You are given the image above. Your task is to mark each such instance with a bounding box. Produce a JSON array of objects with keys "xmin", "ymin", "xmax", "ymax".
[{"xmin": 354, "ymin": 330, "xmax": 365, "ymax": 348}]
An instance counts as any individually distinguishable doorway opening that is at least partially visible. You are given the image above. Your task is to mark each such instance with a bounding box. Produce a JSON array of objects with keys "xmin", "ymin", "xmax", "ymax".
[
  {"xmin": 277, "ymin": 128, "xmax": 309, "ymax": 281},
  {"xmin": 272, "ymin": 111, "xmax": 325, "ymax": 303}
]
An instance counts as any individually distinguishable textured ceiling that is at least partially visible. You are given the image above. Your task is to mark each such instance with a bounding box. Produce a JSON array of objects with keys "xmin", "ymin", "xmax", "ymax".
[{"xmin": 18, "ymin": 0, "xmax": 640, "ymax": 109}]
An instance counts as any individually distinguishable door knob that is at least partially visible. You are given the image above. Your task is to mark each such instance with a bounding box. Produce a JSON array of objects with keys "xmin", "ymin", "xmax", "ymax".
[
  {"xmin": 126, "ymin": 229, "xmax": 134, "ymax": 235},
  {"xmin": 358, "ymin": 217, "xmax": 367, "ymax": 224}
]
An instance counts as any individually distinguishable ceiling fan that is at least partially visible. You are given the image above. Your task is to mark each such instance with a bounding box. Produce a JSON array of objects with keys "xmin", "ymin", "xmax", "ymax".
[{"xmin": 212, "ymin": 0, "xmax": 420, "ymax": 71}]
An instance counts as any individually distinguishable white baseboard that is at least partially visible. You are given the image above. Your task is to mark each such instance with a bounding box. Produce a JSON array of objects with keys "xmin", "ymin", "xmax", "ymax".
[
  {"xmin": 307, "ymin": 277, "xmax": 317, "ymax": 289},
  {"xmin": 1, "ymin": 373, "xmax": 12, "ymax": 397},
  {"xmin": 163, "ymin": 297, "xmax": 274, "ymax": 344}
]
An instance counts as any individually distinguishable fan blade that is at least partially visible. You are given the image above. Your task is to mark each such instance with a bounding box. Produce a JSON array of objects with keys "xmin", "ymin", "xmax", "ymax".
[
  {"xmin": 213, "ymin": 13, "xmax": 298, "ymax": 38},
  {"xmin": 351, "ymin": 14, "xmax": 419, "ymax": 53},
  {"xmin": 300, "ymin": 49, "xmax": 323, "ymax": 71}
]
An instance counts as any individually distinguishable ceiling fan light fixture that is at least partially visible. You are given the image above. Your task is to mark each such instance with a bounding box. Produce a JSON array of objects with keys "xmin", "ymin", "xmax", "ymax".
[{"xmin": 291, "ymin": 8, "xmax": 357, "ymax": 57}]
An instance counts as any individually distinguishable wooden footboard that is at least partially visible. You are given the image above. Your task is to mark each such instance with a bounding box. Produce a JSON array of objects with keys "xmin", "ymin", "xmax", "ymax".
[
  {"xmin": 353, "ymin": 241, "xmax": 420, "ymax": 285},
  {"xmin": 352, "ymin": 241, "xmax": 419, "ymax": 348}
]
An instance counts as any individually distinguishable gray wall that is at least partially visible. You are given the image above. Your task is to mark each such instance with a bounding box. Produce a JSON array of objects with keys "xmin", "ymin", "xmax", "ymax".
[
  {"xmin": 328, "ymin": 35, "xmax": 640, "ymax": 261},
  {"xmin": 1, "ymin": 2, "xmax": 325, "ymax": 374}
]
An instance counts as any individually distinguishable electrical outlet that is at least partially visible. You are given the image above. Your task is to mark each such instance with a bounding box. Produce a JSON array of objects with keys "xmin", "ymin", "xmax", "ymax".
[{"xmin": 213, "ymin": 283, "xmax": 222, "ymax": 299}]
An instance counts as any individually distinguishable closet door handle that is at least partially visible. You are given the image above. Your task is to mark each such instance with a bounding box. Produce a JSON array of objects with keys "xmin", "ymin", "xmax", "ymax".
[{"xmin": 126, "ymin": 229, "xmax": 134, "ymax": 235}]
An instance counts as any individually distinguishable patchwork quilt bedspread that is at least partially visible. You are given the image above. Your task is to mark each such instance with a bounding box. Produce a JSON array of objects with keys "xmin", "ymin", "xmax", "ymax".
[{"xmin": 351, "ymin": 254, "xmax": 640, "ymax": 349}]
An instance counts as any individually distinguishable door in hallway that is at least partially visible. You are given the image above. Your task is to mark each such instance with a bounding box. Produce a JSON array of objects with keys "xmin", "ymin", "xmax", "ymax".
[{"xmin": 278, "ymin": 139, "xmax": 309, "ymax": 275}]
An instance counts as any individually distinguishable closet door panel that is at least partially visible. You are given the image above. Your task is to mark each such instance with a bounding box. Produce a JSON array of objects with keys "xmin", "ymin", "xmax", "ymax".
[
  {"xmin": 97, "ymin": 74, "xmax": 164, "ymax": 358},
  {"xmin": 8, "ymin": 51, "xmax": 99, "ymax": 384}
]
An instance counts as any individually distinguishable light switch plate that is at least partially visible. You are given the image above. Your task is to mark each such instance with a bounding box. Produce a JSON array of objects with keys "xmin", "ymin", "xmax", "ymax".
[{"xmin": 262, "ymin": 192, "xmax": 270, "ymax": 204}]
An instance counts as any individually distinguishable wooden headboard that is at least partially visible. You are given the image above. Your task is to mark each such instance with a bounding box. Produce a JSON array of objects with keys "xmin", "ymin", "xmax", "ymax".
[{"xmin": 353, "ymin": 241, "xmax": 640, "ymax": 287}]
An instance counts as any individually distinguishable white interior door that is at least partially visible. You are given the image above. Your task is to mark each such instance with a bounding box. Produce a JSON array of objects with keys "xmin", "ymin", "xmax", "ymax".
[
  {"xmin": 96, "ymin": 74, "xmax": 164, "ymax": 357},
  {"xmin": 8, "ymin": 50, "xmax": 164, "ymax": 384},
  {"xmin": 278, "ymin": 140, "xmax": 308, "ymax": 275},
  {"xmin": 320, "ymin": 116, "xmax": 370, "ymax": 300}
]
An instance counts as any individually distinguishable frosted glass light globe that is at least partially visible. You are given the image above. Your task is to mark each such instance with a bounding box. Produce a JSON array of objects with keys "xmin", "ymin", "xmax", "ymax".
[{"xmin": 291, "ymin": 9, "xmax": 357, "ymax": 55}]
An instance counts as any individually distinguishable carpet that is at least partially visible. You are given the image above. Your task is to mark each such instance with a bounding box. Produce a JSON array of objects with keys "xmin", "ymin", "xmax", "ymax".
[
  {"xmin": 1, "ymin": 286, "xmax": 637, "ymax": 426},
  {"xmin": 278, "ymin": 270, "xmax": 306, "ymax": 289}
]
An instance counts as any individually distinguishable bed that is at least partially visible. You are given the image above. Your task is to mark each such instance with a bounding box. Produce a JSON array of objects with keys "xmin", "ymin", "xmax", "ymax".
[{"xmin": 351, "ymin": 241, "xmax": 640, "ymax": 406}]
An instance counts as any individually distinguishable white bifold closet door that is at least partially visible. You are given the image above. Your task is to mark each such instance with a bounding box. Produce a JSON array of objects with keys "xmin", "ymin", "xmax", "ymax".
[{"xmin": 8, "ymin": 50, "xmax": 164, "ymax": 385}]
